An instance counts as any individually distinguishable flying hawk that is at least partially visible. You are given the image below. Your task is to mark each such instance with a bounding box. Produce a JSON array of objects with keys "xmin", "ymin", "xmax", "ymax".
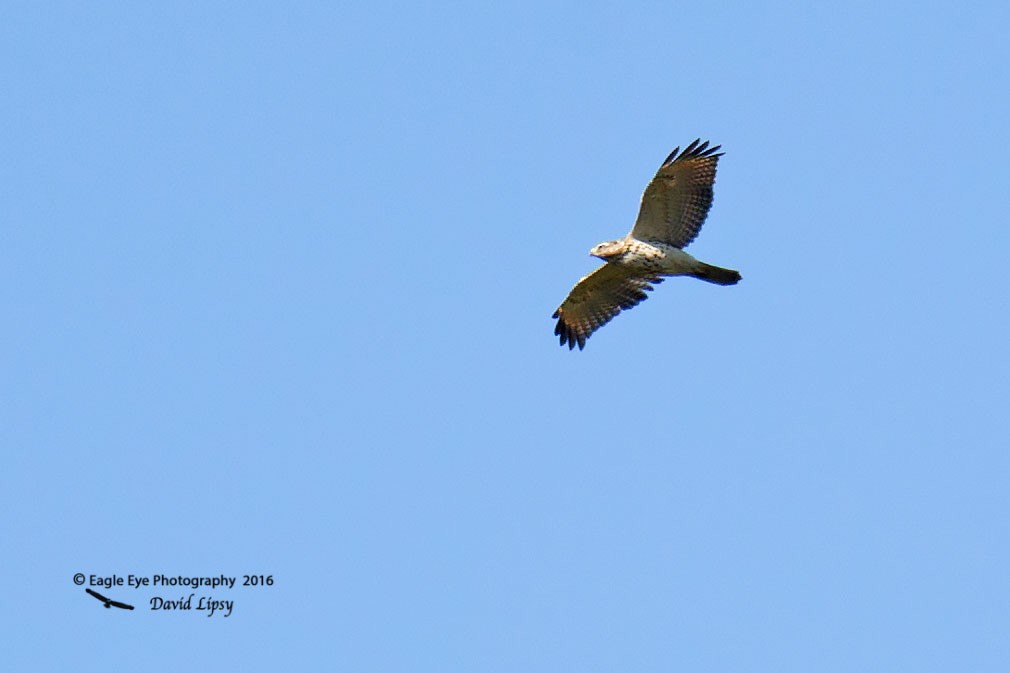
[{"xmin": 552, "ymin": 139, "xmax": 740, "ymax": 350}]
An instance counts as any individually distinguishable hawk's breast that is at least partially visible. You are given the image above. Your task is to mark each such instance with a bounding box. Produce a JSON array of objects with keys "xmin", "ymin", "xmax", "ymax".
[{"xmin": 625, "ymin": 239, "xmax": 698, "ymax": 275}]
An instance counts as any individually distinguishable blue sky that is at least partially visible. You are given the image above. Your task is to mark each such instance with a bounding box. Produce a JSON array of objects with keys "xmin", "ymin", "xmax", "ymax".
[{"xmin": 3, "ymin": 2, "xmax": 1009, "ymax": 670}]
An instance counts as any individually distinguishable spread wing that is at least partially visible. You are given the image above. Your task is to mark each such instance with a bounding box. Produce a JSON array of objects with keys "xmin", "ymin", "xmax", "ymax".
[
  {"xmin": 86, "ymin": 589, "xmax": 110, "ymax": 603},
  {"xmin": 552, "ymin": 264, "xmax": 664, "ymax": 350},
  {"xmin": 630, "ymin": 139, "xmax": 723, "ymax": 248}
]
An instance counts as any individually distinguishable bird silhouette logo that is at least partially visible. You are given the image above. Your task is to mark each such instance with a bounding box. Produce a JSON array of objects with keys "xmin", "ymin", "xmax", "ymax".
[{"xmin": 86, "ymin": 588, "xmax": 134, "ymax": 610}]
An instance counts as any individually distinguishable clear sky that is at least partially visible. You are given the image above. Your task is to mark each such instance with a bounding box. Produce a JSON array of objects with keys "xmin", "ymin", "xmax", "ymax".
[{"xmin": 3, "ymin": 2, "xmax": 1009, "ymax": 671}]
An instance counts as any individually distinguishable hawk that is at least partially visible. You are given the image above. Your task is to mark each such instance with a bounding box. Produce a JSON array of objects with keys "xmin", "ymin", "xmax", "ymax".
[{"xmin": 552, "ymin": 139, "xmax": 740, "ymax": 350}]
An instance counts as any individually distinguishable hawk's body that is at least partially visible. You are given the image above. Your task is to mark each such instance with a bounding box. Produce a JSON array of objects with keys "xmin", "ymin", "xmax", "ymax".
[{"xmin": 553, "ymin": 139, "xmax": 740, "ymax": 350}]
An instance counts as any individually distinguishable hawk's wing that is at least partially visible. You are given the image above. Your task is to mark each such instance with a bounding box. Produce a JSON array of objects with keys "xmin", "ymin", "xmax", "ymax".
[
  {"xmin": 553, "ymin": 264, "xmax": 664, "ymax": 350},
  {"xmin": 630, "ymin": 139, "xmax": 722, "ymax": 248}
]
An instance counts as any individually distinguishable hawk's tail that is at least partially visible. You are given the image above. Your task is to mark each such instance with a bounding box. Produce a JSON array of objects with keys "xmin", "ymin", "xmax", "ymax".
[{"xmin": 691, "ymin": 262, "xmax": 741, "ymax": 286}]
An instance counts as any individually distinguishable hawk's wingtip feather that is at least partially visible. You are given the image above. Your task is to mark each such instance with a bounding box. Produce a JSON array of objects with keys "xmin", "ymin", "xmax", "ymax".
[{"xmin": 663, "ymin": 138, "xmax": 726, "ymax": 166}]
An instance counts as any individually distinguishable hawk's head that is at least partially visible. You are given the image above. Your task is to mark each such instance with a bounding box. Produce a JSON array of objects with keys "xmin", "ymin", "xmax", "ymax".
[{"xmin": 590, "ymin": 239, "xmax": 625, "ymax": 261}]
